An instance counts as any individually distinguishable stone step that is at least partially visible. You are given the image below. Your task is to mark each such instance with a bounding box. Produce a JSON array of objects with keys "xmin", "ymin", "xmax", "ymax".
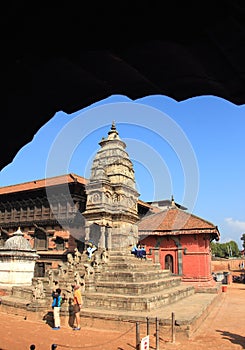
[
  {"xmin": 11, "ymin": 286, "xmax": 33, "ymax": 301},
  {"xmin": 0, "ymin": 295, "xmax": 32, "ymax": 310},
  {"xmin": 96, "ymin": 269, "xmax": 173, "ymax": 282},
  {"xmin": 109, "ymin": 250, "xmax": 135, "ymax": 255},
  {"xmin": 94, "ymin": 275, "xmax": 182, "ymax": 295},
  {"xmin": 84, "ymin": 284, "xmax": 195, "ymax": 311},
  {"xmin": 109, "ymin": 253, "xmax": 152, "ymax": 262},
  {"xmin": 0, "ymin": 294, "xmax": 49, "ymax": 312},
  {"xmin": 104, "ymin": 260, "xmax": 161, "ymax": 271}
]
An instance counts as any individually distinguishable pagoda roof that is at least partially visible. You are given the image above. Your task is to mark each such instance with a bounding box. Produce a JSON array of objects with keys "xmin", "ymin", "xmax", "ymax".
[{"xmin": 138, "ymin": 205, "xmax": 220, "ymax": 240}]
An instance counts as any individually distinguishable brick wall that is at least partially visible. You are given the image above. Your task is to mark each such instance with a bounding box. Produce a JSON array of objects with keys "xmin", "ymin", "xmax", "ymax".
[{"xmin": 211, "ymin": 258, "xmax": 245, "ymax": 272}]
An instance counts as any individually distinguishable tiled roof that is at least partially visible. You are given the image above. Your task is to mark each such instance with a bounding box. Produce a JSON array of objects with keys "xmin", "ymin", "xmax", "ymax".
[
  {"xmin": 0, "ymin": 173, "xmax": 87, "ymax": 195},
  {"xmin": 138, "ymin": 206, "xmax": 220, "ymax": 238}
]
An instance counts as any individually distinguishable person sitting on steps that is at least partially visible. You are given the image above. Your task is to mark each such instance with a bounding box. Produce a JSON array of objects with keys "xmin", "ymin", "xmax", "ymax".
[
  {"xmin": 131, "ymin": 244, "xmax": 138, "ymax": 256},
  {"xmin": 86, "ymin": 242, "xmax": 97, "ymax": 261},
  {"xmin": 136, "ymin": 245, "xmax": 146, "ymax": 259}
]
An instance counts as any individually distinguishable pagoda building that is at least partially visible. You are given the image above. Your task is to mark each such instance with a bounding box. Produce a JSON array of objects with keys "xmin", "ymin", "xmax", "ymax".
[{"xmin": 138, "ymin": 197, "xmax": 220, "ymax": 289}]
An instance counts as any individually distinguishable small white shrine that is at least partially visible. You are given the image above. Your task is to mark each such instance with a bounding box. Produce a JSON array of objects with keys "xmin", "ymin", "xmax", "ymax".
[{"xmin": 0, "ymin": 227, "xmax": 39, "ymax": 285}]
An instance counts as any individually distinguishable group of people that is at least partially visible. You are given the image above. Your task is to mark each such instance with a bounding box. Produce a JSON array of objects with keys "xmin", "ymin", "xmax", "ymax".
[
  {"xmin": 51, "ymin": 241, "xmax": 147, "ymax": 331},
  {"xmin": 51, "ymin": 284, "xmax": 83, "ymax": 331},
  {"xmin": 51, "ymin": 242, "xmax": 98, "ymax": 331},
  {"xmin": 131, "ymin": 244, "xmax": 147, "ymax": 259},
  {"xmin": 239, "ymin": 261, "xmax": 245, "ymax": 270}
]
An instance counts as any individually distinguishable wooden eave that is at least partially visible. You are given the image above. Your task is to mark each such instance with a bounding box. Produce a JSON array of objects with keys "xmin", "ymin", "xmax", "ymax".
[{"xmin": 0, "ymin": 173, "xmax": 88, "ymax": 195}]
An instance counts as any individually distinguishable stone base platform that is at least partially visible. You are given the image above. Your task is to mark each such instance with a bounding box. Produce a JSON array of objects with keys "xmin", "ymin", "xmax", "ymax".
[
  {"xmin": 0, "ymin": 249, "xmax": 224, "ymax": 339},
  {"xmin": 78, "ymin": 286, "xmax": 223, "ymax": 339},
  {"xmin": 0, "ymin": 283, "xmax": 223, "ymax": 339}
]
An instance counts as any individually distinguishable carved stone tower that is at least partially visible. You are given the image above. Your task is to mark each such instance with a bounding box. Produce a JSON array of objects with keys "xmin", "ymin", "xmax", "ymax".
[{"xmin": 83, "ymin": 122, "xmax": 139, "ymax": 250}]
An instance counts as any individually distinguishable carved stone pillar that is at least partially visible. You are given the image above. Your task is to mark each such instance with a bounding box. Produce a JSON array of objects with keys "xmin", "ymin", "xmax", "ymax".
[
  {"xmin": 107, "ymin": 227, "xmax": 112, "ymax": 250},
  {"xmin": 85, "ymin": 226, "xmax": 90, "ymax": 242},
  {"xmin": 99, "ymin": 226, "xmax": 105, "ymax": 249}
]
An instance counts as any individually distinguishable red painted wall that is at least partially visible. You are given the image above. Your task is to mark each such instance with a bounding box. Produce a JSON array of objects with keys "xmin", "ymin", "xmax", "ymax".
[{"xmin": 140, "ymin": 233, "xmax": 213, "ymax": 283}]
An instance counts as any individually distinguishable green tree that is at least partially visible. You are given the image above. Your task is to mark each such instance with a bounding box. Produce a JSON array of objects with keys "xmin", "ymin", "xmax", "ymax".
[
  {"xmin": 241, "ymin": 233, "xmax": 245, "ymax": 250},
  {"xmin": 211, "ymin": 241, "xmax": 241, "ymax": 258},
  {"xmin": 211, "ymin": 242, "xmax": 225, "ymax": 257},
  {"xmin": 228, "ymin": 240, "xmax": 240, "ymax": 257}
]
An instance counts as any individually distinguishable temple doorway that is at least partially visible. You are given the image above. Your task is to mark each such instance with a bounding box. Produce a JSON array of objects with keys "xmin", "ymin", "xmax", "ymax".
[{"xmin": 165, "ymin": 254, "xmax": 174, "ymax": 272}]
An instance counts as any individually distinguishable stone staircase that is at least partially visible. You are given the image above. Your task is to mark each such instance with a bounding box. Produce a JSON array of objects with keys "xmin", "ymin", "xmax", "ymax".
[
  {"xmin": 83, "ymin": 250, "xmax": 195, "ymax": 311},
  {"xmin": 0, "ymin": 249, "xmax": 224, "ymax": 340},
  {"xmin": 0, "ymin": 249, "xmax": 195, "ymax": 317}
]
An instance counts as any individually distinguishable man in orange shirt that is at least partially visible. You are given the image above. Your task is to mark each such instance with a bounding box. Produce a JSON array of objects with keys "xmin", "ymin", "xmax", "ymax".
[{"xmin": 73, "ymin": 285, "xmax": 82, "ymax": 330}]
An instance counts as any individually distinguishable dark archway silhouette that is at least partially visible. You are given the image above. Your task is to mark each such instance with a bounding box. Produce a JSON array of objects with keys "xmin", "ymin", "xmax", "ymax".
[{"xmin": 5, "ymin": 1, "xmax": 245, "ymax": 171}]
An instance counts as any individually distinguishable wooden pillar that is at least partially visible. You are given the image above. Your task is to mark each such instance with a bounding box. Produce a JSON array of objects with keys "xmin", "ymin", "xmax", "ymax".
[{"xmin": 178, "ymin": 248, "xmax": 183, "ymax": 275}]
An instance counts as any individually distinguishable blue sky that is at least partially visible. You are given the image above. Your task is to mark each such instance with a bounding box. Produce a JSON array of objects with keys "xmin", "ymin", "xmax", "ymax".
[{"xmin": 1, "ymin": 95, "xmax": 245, "ymax": 248}]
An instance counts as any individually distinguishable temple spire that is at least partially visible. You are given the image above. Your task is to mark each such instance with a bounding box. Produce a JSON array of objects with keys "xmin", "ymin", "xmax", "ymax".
[
  {"xmin": 14, "ymin": 227, "xmax": 24, "ymax": 236},
  {"xmin": 111, "ymin": 120, "xmax": 116, "ymax": 130},
  {"xmin": 171, "ymin": 195, "xmax": 176, "ymax": 207},
  {"xmin": 107, "ymin": 121, "xmax": 119, "ymax": 137}
]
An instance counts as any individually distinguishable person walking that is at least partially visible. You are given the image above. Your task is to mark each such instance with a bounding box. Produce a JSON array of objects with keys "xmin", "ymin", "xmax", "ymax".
[
  {"xmin": 73, "ymin": 285, "xmax": 83, "ymax": 330},
  {"xmin": 52, "ymin": 288, "xmax": 62, "ymax": 330}
]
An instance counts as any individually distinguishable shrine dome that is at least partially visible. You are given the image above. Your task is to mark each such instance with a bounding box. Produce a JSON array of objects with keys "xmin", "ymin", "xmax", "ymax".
[{"xmin": 4, "ymin": 227, "xmax": 33, "ymax": 251}]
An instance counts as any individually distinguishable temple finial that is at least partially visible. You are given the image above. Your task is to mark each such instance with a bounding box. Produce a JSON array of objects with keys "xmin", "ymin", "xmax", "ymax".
[
  {"xmin": 15, "ymin": 226, "xmax": 24, "ymax": 235},
  {"xmin": 111, "ymin": 120, "xmax": 116, "ymax": 130},
  {"xmin": 107, "ymin": 121, "xmax": 119, "ymax": 137}
]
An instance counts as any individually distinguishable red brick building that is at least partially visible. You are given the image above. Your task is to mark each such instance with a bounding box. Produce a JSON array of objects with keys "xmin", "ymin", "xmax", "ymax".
[{"xmin": 138, "ymin": 199, "xmax": 220, "ymax": 289}]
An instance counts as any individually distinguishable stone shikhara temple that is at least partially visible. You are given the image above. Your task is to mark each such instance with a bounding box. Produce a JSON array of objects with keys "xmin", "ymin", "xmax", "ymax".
[
  {"xmin": 82, "ymin": 121, "xmax": 140, "ymax": 250},
  {"xmin": 0, "ymin": 123, "xmax": 219, "ymax": 326}
]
